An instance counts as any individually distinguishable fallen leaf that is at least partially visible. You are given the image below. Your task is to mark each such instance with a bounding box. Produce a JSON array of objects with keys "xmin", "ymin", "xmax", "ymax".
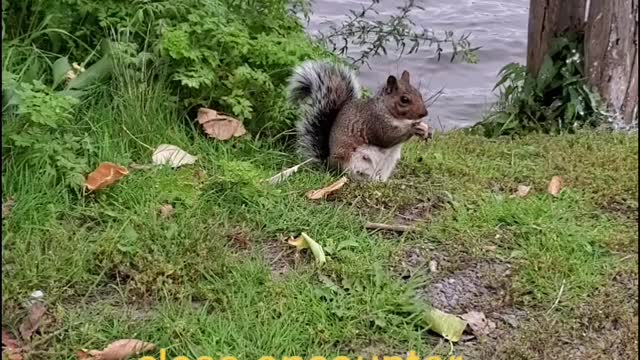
[
  {"xmin": 193, "ymin": 169, "xmax": 207, "ymax": 183},
  {"xmin": 306, "ymin": 177, "xmax": 348, "ymax": 200},
  {"xmin": 19, "ymin": 302, "xmax": 46, "ymax": 341},
  {"xmin": 547, "ymin": 176, "xmax": 564, "ymax": 196},
  {"xmin": 159, "ymin": 204, "xmax": 175, "ymax": 219},
  {"xmin": 229, "ymin": 229, "xmax": 251, "ymax": 250},
  {"xmin": 288, "ymin": 232, "xmax": 326, "ymax": 265},
  {"xmin": 152, "ymin": 144, "xmax": 197, "ymax": 168},
  {"xmin": 3, "ymin": 197, "xmax": 16, "ymax": 219},
  {"xmin": 428, "ymin": 260, "xmax": 438, "ymax": 273},
  {"xmin": 197, "ymin": 108, "xmax": 247, "ymax": 140},
  {"xmin": 2, "ymin": 330, "xmax": 23, "ymax": 360},
  {"xmin": 511, "ymin": 185, "xmax": 531, "ymax": 198},
  {"xmin": 483, "ymin": 245, "xmax": 497, "ymax": 252},
  {"xmin": 75, "ymin": 339, "xmax": 155, "ymax": 360},
  {"xmin": 85, "ymin": 163, "xmax": 129, "ymax": 191},
  {"xmin": 460, "ymin": 311, "xmax": 496, "ymax": 337},
  {"xmin": 267, "ymin": 159, "xmax": 313, "ymax": 185},
  {"xmin": 423, "ymin": 307, "xmax": 467, "ymax": 342}
]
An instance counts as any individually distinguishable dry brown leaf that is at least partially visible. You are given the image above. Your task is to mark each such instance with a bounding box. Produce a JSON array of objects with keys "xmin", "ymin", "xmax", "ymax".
[
  {"xmin": 483, "ymin": 245, "xmax": 497, "ymax": 252},
  {"xmin": 76, "ymin": 339, "xmax": 155, "ymax": 360},
  {"xmin": 511, "ymin": 185, "xmax": 531, "ymax": 198},
  {"xmin": 159, "ymin": 204, "xmax": 175, "ymax": 219},
  {"xmin": 306, "ymin": 177, "xmax": 348, "ymax": 200},
  {"xmin": 428, "ymin": 260, "xmax": 438, "ymax": 273},
  {"xmin": 547, "ymin": 176, "xmax": 564, "ymax": 196},
  {"xmin": 2, "ymin": 330, "xmax": 23, "ymax": 360},
  {"xmin": 19, "ymin": 302, "xmax": 46, "ymax": 341},
  {"xmin": 460, "ymin": 311, "xmax": 496, "ymax": 337},
  {"xmin": 151, "ymin": 144, "xmax": 197, "ymax": 168},
  {"xmin": 3, "ymin": 197, "xmax": 16, "ymax": 219},
  {"xmin": 194, "ymin": 169, "xmax": 207, "ymax": 183},
  {"xmin": 197, "ymin": 108, "xmax": 247, "ymax": 140},
  {"xmin": 85, "ymin": 163, "xmax": 129, "ymax": 191},
  {"xmin": 229, "ymin": 229, "xmax": 251, "ymax": 250}
]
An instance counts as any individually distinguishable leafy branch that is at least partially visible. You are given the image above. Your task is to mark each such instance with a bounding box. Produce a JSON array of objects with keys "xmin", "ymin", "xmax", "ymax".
[{"xmin": 313, "ymin": 0, "xmax": 479, "ymax": 67}]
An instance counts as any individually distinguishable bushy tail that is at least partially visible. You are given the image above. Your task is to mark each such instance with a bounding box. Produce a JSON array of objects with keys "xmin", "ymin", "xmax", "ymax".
[{"xmin": 287, "ymin": 60, "xmax": 361, "ymax": 162}]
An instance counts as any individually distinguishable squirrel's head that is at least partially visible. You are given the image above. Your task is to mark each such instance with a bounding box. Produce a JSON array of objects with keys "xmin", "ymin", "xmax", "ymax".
[{"xmin": 379, "ymin": 70, "xmax": 428, "ymax": 120}]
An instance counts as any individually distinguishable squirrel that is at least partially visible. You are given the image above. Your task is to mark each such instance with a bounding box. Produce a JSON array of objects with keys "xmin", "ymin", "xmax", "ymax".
[{"xmin": 286, "ymin": 60, "xmax": 431, "ymax": 182}]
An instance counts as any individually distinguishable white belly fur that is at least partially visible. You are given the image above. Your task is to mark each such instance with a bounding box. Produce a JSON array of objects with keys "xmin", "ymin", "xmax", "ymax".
[{"xmin": 347, "ymin": 143, "xmax": 403, "ymax": 182}]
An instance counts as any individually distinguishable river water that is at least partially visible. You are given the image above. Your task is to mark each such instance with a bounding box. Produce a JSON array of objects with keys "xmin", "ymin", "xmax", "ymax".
[{"xmin": 307, "ymin": 0, "xmax": 530, "ymax": 131}]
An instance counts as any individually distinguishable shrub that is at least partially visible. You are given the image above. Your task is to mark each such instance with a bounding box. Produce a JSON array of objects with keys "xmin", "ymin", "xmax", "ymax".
[
  {"xmin": 474, "ymin": 34, "xmax": 607, "ymax": 137},
  {"xmin": 3, "ymin": 0, "xmax": 329, "ymax": 135}
]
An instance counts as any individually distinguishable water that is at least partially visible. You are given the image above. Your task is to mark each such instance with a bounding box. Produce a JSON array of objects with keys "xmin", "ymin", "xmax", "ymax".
[{"xmin": 306, "ymin": 0, "xmax": 530, "ymax": 131}]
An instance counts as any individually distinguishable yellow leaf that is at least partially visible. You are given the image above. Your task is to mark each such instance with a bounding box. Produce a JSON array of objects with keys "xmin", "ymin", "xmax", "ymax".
[
  {"xmin": 423, "ymin": 307, "xmax": 467, "ymax": 342},
  {"xmin": 288, "ymin": 232, "xmax": 326, "ymax": 265}
]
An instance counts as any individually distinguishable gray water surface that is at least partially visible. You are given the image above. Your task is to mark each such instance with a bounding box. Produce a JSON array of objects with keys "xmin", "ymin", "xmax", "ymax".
[{"xmin": 307, "ymin": 0, "xmax": 529, "ymax": 131}]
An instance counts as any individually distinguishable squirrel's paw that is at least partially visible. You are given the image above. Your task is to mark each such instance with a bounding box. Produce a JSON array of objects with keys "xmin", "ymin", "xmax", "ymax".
[{"xmin": 412, "ymin": 121, "xmax": 432, "ymax": 140}]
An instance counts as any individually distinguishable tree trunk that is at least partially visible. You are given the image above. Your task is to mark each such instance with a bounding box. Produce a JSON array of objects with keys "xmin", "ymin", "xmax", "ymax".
[
  {"xmin": 526, "ymin": 0, "xmax": 639, "ymax": 125},
  {"xmin": 584, "ymin": 0, "xmax": 638, "ymax": 125},
  {"xmin": 526, "ymin": 0, "xmax": 587, "ymax": 76}
]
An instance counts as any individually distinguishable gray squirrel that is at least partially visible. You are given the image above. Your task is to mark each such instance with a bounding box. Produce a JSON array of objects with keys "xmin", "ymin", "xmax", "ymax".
[{"xmin": 286, "ymin": 60, "xmax": 431, "ymax": 182}]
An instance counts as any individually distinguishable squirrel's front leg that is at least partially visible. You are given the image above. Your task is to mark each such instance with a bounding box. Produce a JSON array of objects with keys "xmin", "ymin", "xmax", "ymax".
[{"xmin": 412, "ymin": 121, "xmax": 432, "ymax": 140}]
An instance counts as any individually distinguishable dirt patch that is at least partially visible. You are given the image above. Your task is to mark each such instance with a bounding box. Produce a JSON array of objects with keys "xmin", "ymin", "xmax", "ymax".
[
  {"xmin": 261, "ymin": 237, "xmax": 311, "ymax": 279},
  {"xmin": 406, "ymin": 255, "xmax": 528, "ymax": 357},
  {"xmin": 421, "ymin": 262, "xmax": 515, "ymax": 314},
  {"xmin": 226, "ymin": 227, "xmax": 252, "ymax": 251},
  {"xmin": 601, "ymin": 198, "xmax": 638, "ymax": 223},
  {"xmin": 393, "ymin": 193, "xmax": 449, "ymax": 225},
  {"xmin": 470, "ymin": 270, "xmax": 639, "ymax": 359}
]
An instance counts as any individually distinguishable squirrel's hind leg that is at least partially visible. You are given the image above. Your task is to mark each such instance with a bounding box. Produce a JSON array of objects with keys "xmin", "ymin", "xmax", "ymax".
[
  {"xmin": 377, "ymin": 143, "xmax": 403, "ymax": 181},
  {"xmin": 347, "ymin": 145, "xmax": 387, "ymax": 182}
]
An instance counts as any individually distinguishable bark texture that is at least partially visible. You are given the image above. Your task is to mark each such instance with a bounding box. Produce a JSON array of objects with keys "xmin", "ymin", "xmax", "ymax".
[
  {"xmin": 585, "ymin": 0, "xmax": 638, "ymax": 125},
  {"xmin": 526, "ymin": 0, "xmax": 587, "ymax": 76},
  {"xmin": 527, "ymin": 0, "xmax": 638, "ymax": 125}
]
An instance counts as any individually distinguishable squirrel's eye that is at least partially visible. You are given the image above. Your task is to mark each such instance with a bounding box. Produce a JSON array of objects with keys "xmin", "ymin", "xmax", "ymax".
[{"xmin": 400, "ymin": 96, "xmax": 410, "ymax": 104}]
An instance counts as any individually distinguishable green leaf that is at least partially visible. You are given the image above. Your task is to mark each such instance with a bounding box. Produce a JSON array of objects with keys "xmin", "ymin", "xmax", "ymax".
[
  {"xmin": 288, "ymin": 232, "xmax": 326, "ymax": 266},
  {"xmin": 52, "ymin": 57, "xmax": 71, "ymax": 89},
  {"xmin": 536, "ymin": 55, "xmax": 557, "ymax": 91},
  {"xmin": 423, "ymin": 306, "xmax": 467, "ymax": 342}
]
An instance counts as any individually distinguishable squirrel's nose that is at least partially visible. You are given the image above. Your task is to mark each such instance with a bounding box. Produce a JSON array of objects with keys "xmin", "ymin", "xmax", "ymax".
[{"xmin": 421, "ymin": 107, "xmax": 428, "ymax": 118}]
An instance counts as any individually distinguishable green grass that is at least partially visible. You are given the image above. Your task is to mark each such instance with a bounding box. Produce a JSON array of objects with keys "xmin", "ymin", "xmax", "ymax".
[{"xmin": 2, "ymin": 65, "xmax": 638, "ymax": 359}]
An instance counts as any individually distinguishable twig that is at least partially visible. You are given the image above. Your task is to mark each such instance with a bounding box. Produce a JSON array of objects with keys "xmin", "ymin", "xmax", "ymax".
[
  {"xmin": 365, "ymin": 222, "xmax": 416, "ymax": 232},
  {"xmin": 547, "ymin": 279, "xmax": 566, "ymax": 314}
]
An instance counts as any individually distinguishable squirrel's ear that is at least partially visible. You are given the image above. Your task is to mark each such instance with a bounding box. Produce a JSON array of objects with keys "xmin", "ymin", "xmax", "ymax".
[
  {"xmin": 385, "ymin": 75, "xmax": 398, "ymax": 94},
  {"xmin": 401, "ymin": 70, "xmax": 410, "ymax": 83}
]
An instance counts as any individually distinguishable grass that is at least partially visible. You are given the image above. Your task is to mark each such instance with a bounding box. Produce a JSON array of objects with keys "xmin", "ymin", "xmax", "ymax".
[{"xmin": 2, "ymin": 64, "xmax": 638, "ymax": 360}]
